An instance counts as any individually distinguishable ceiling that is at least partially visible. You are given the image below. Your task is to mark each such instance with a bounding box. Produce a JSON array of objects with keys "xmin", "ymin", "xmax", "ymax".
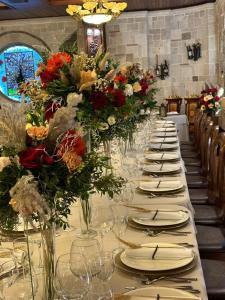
[{"xmin": 0, "ymin": 0, "xmax": 216, "ymax": 21}]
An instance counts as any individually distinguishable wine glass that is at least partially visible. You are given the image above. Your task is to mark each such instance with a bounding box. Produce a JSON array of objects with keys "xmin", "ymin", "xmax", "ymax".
[
  {"xmin": 97, "ymin": 251, "xmax": 115, "ymax": 282},
  {"xmin": 91, "ymin": 206, "xmax": 114, "ymax": 249},
  {"xmin": 54, "ymin": 253, "xmax": 89, "ymax": 300},
  {"xmin": 12, "ymin": 236, "xmax": 34, "ymax": 269},
  {"xmin": 111, "ymin": 205, "xmax": 128, "ymax": 253},
  {"xmin": 70, "ymin": 238, "xmax": 102, "ymax": 278},
  {"xmin": 2, "ymin": 260, "xmax": 38, "ymax": 300}
]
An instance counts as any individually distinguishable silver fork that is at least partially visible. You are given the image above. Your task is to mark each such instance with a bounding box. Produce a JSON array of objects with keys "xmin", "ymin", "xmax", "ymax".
[
  {"xmin": 145, "ymin": 230, "xmax": 191, "ymax": 237},
  {"xmin": 141, "ymin": 276, "xmax": 198, "ymax": 285}
]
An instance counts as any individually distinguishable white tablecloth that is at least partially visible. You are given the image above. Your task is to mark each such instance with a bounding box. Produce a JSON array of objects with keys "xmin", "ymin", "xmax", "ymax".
[{"xmin": 166, "ymin": 114, "xmax": 190, "ymax": 142}]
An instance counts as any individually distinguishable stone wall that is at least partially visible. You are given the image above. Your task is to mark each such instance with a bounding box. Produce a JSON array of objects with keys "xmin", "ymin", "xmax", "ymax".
[
  {"xmin": 0, "ymin": 16, "xmax": 78, "ymax": 106},
  {"xmin": 106, "ymin": 3, "xmax": 217, "ymax": 102},
  {"xmin": 215, "ymin": 0, "xmax": 225, "ymax": 86}
]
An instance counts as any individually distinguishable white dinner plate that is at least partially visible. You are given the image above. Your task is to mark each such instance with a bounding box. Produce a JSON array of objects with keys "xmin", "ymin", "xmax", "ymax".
[
  {"xmin": 153, "ymin": 132, "xmax": 177, "ymax": 137},
  {"xmin": 124, "ymin": 286, "xmax": 199, "ymax": 299},
  {"xmin": 156, "ymin": 120, "xmax": 174, "ymax": 125},
  {"xmin": 154, "ymin": 128, "xmax": 177, "ymax": 132},
  {"xmin": 150, "ymin": 137, "xmax": 178, "ymax": 144},
  {"xmin": 120, "ymin": 243, "xmax": 195, "ymax": 271},
  {"xmin": 132, "ymin": 209, "xmax": 189, "ymax": 227},
  {"xmin": 139, "ymin": 180, "xmax": 183, "ymax": 192},
  {"xmin": 149, "ymin": 143, "xmax": 179, "ymax": 150},
  {"xmin": 143, "ymin": 163, "xmax": 181, "ymax": 173},
  {"xmin": 145, "ymin": 153, "xmax": 180, "ymax": 161}
]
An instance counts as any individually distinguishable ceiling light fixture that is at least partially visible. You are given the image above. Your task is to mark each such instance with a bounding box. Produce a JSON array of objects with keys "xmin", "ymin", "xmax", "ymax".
[{"xmin": 66, "ymin": 0, "xmax": 127, "ymax": 25}]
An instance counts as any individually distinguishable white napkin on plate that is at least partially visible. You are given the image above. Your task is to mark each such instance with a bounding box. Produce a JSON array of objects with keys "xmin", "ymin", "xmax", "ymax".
[
  {"xmin": 134, "ymin": 210, "xmax": 184, "ymax": 221},
  {"xmin": 143, "ymin": 163, "xmax": 180, "ymax": 172},
  {"xmin": 145, "ymin": 153, "xmax": 179, "ymax": 160},
  {"xmin": 125, "ymin": 247, "xmax": 193, "ymax": 260},
  {"xmin": 139, "ymin": 180, "xmax": 182, "ymax": 190}
]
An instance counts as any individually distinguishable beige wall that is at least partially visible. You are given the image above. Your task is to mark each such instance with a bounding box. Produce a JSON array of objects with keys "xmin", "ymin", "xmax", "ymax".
[{"xmin": 106, "ymin": 3, "xmax": 217, "ymax": 102}]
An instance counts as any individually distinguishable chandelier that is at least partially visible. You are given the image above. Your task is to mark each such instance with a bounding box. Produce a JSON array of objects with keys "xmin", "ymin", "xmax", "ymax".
[{"xmin": 66, "ymin": 0, "xmax": 127, "ymax": 25}]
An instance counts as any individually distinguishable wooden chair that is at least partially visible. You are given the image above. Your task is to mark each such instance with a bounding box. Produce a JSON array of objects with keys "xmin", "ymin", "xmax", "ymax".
[{"xmin": 165, "ymin": 98, "xmax": 182, "ymax": 113}]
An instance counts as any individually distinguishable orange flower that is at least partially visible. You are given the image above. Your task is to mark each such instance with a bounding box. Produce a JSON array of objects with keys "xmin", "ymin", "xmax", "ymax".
[
  {"xmin": 27, "ymin": 126, "xmax": 49, "ymax": 140},
  {"xmin": 35, "ymin": 63, "xmax": 46, "ymax": 77},
  {"xmin": 62, "ymin": 151, "xmax": 82, "ymax": 172},
  {"xmin": 46, "ymin": 52, "xmax": 72, "ymax": 74},
  {"xmin": 114, "ymin": 74, "xmax": 127, "ymax": 84}
]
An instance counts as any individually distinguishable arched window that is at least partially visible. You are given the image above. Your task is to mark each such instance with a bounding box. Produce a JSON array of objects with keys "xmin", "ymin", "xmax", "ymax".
[{"xmin": 0, "ymin": 44, "xmax": 42, "ymax": 102}]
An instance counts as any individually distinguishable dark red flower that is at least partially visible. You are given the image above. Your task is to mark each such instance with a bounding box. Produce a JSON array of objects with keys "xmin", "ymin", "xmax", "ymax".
[
  {"xmin": 57, "ymin": 129, "xmax": 86, "ymax": 158},
  {"xmin": 40, "ymin": 70, "xmax": 55, "ymax": 87},
  {"xmin": 111, "ymin": 89, "xmax": 126, "ymax": 107},
  {"xmin": 19, "ymin": 144, "xmax": 54, "ymax": 169},
  {"xmin": 90, "ymin": 91, "xmax": 108, "ymax": 110},
  {"xmin": 140, "ymin": 79, "xmax": 149, "ymax": 95},
  {"xmin": 44, "ymin": 101, "xmax": 61, "ymax": 122},
  {"xmin": 215, "ymin": 96, "xmax": 220, "ymax": 101},
  {"xmin": 0, "ymin": 60, "xmax": 3, "ymax": 66},
  {"xmin": 2, "ymin": 76, "xmax": 7, "ymax": 82}
]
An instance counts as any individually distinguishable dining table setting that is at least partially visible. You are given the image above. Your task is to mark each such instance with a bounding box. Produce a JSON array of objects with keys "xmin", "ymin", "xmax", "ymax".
[{"xmin": 0, "ymin": 115, "xmax": 208, "ymax": 300}]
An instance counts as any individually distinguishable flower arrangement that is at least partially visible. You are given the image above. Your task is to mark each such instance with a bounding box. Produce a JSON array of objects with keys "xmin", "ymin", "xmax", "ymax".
[
  {"xmin": 0, "ymin": 96, "xmax": 124, "ymax": 232},
  {"xmin": 200, "ymin": 87, "xmax": 222, "ymax": 114}
]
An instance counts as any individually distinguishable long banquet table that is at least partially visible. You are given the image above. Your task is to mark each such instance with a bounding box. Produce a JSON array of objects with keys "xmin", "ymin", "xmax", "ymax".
[
  {"xmin": 52, "ymin": 121, "xmax": 208, "ymax": 300},
  {"xmin": 2, "ymin": 120, "xmax": 208, "ymax": 300}
]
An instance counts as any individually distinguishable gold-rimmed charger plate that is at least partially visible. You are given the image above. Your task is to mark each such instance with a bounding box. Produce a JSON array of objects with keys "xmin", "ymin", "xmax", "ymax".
[{"xmin": 114, "ymin": 250, "xmax": 197, "ymax": 277}]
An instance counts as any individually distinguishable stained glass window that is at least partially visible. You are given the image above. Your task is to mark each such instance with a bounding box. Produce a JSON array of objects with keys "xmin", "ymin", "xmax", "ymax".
[{"xmin": 0, "ymin": 45, "xmax": 42, "ymax": 102}]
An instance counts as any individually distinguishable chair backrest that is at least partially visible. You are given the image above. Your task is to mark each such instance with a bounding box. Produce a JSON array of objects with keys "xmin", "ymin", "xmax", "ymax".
[
  {"xmin": 195, "ymin": 112, "xmax": 208, "ymax": 152},
  {"xmin": 166, "ymin": 99, "xmax": 182, "ymax": 113},
  {"xmin": 218, "ymin": 133, "xmax": 225, "ymax": 210},
  {"xmin": 208, "ymin": 127, "xmax": 223, "ymax": 204},
  {"xmin": 201, "ymin": 120, "xmax": 214, "ymax": 176}
]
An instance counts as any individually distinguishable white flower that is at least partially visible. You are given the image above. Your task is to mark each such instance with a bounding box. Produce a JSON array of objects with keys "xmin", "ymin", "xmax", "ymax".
[
  {"xmin": 215, "ymin": 102, "xmax": 220, "ymax": 108},
  {"xmin": 67, "ymin": 93, "xmax": 83, "ymax": 107},
  {"xmin": 98, "ymin": 123, "xmax": 109, "ymax": 131},
  {"xmin": 0, "ymin": 157, "xmax": 11, "ymax": 172},
  {"xmin": 124, "ymin": 84, "xmax": 133, "ymax": 96},
  {"xmin": 218, "ymin": 88, "xmax": 224, "ymax": 98},
  {"xmin": 107, "ymin": 116, "xmax": 116, "ymax": 126},
  {"xmin": 114, "ymin": 82, "xmax": 118, "ymax": 89}
]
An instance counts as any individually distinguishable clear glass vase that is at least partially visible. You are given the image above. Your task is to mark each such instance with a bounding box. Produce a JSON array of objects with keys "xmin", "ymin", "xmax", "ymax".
[
  {"xmin": 41, "ymin": 225, "xmax": 55, "ymax": 300},
  {"xmin": 78, "ymin": 198, "xmax": 97, "ymax": 239},
  {"xmin": 103, "ymin": 140, "xmax": 112, "ymax": 167}
]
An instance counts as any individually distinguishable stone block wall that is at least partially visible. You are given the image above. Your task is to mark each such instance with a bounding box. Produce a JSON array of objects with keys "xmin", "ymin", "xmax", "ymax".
[
  {"xmin": 215, "ymin": 0, "xmax": 225, "ymax": 86},
  {"xmin": 106, "ymin": 3, "xmax": 217, "ymax": 102}
]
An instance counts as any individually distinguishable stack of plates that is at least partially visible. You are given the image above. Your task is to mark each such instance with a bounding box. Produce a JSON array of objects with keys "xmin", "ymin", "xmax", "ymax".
[
  {"xmin": 150, "ymin": 137, "xmax": 178, "ymax": 144},
  {"xmin": 149, "ymin": 143, "xmax": 179, "ymax": 151},
  {"xmin": 142, "ymin": 163, "xmax": 181, "ymax": 175},
  {"xmin": 122, "ymin": 286, "xmax": 200, "ymax": 300},
  {"xmin": 139, "ymin": 180, "xmax": 184, "ymax": 193},
  {"xmin": 115, "ymin": 243, "xmax": 196, "ymax": 277},
  {"xmin": 145, "ymin": 153, "xmax": 180, "ymax": 162},
  {"xmin": 154, "ymin": 127, "xmax": 177, "ymax": 132},
  {"xmin": 128, "ymin": 207, "xmax": 189, "ymax": 231}
]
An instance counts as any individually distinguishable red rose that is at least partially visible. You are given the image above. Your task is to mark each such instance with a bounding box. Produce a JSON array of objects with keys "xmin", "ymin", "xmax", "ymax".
[
  {"xmin": 40, "ymin": 70, "xmax": 55, "ymax": 87},
  {"xmin": 2, "ymin": 76, "xmax": 7, "ymax": 82},
  {"xmin": 44, "ymin": 101, "xmax": 61, "ymax": 122},
  {"xmin": 140, "ymin": 79, "xmax": 149, "ymax": 95},
  {"xmin": 90, "ymin": 91, "xmax": 108, "ymax": 110},
  {"xmin": 19, "ymin": 144, "xmax": 54, "ymax": 169},
  {"xmin": 57, "ymin": 130, "xmax": 86, "ymax": 158},
  {"xmin": 0, "ymin": 60, "xmax": 3, "ymax": 66},
  {"xmin": 111, "ymin": 89, "xmax": 126, "ymax": 107},
  {"xmin": 215, "ymin": 96, "xmax": 220, "ymax": 101}
]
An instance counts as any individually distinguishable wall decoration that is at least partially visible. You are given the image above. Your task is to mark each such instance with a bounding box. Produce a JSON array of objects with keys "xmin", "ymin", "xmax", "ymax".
[
  {"xmin": 186, "ymin": 41, "xmax": 201, "ymax": 61},
  {"xmin": 154, "ymin": 55, "xmax": 169, "ymax": 80},
  {"xmin": 0, "ymin": 45, "xmax": 42, "ymax": 101}
]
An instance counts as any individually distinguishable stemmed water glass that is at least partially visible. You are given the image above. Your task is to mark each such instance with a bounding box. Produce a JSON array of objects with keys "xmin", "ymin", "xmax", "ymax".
[
  {"xmin": 91, "ymin": 206, "xmax": 114, "ymax": 249},
  {"xmin": 70, "ymin": 238, "xmax": 102, "ymax": 278},
  {"xmin": 55, "ymin": 253, "xmax": 90, "ymax": 300}
]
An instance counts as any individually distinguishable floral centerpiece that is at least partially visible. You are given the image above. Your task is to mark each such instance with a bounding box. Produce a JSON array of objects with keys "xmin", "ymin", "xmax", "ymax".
[
  {"xmin": 200, "ymin": 87, "xmax": 222, "ymax": 115},
  {"xmin": 0, "ymin": 92, "xmax": 124, "ymax": 299}
]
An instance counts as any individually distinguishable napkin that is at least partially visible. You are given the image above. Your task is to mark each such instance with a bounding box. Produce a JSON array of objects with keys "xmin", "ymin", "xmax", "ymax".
[
  {"xmin": 143, "ymin": 163, "xmax": 180, "ymax": 172},
  {"xmin": 125, "ymin": 247, "xmax": 193, "ymax": 260},
  {"xmin": 139, "ymin": 180, "xmax": 182, "ymax": 191},
  {"xmin": 145, "ymin": 153, "xmax": 179, "ymax": 160},
  {"xmin": 134, "ymin": 210, "xmax": 184, "ymax": 221}
]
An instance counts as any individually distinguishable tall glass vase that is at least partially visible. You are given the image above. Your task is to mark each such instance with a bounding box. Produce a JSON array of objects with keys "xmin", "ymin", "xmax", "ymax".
[
  {"xmin": 41, "ymin": 225, "xmax": 55, "ymax": 300},
  {"xmin": 78, "ymin": 198, "xmax": 97, "ymax": 239},
  {"xmin": 103, "ymin": 140, "xmax": 112, "ymax": 167}
]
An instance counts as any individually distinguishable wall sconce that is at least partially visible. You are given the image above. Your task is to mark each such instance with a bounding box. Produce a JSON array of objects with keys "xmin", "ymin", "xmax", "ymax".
[
  {"xmin": 155, "ymin": 55, "xmax": 169, "ymax": 80},
  {"xmin": 186, "ymin": 41, "xmax": 201, "ymax": 61}
]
